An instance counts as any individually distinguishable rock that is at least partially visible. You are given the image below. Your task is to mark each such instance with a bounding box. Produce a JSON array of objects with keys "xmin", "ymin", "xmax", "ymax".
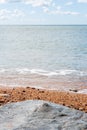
[
  {"xmin": 0, "ymin": 93, "xmax": 10, "ymax": 97},
  {"xmin": 0, "ymin": 100, "xmax": 87, "ymax": 130},
  {"xmin": 69, "ymin": 89, "xmax": 78, "ymax": 92}
]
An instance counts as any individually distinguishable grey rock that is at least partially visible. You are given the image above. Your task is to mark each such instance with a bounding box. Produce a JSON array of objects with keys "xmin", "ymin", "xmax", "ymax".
[{"xmin": 0, "ymin": 100, "xmax": 87, "ymax": 130}]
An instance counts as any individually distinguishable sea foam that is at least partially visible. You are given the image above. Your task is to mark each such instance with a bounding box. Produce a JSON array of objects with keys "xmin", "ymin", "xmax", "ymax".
[{"xmin": 0, "ymin": 68, "xmax": 86, "ymax": 77}]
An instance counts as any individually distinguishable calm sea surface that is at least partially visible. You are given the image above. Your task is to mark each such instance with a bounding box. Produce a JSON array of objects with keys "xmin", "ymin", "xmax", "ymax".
[{"xmin": 0, "ymin": 25, "xmax": 87, "ymax": 91}]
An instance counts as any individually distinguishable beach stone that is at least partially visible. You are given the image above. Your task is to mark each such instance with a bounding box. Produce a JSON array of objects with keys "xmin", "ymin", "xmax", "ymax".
[
  {"xmin": 69, "ymin": 89, "xmax": 78, "ymax": 92},
  {"xmin": 0, "ymin": 93, "xmax": 9, "ymax": 97},
  {"xmin": 0, "ymin": 100, "xmax": 87, "ymax": 130}
]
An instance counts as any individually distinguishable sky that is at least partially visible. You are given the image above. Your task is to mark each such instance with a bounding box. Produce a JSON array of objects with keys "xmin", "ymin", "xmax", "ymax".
[{"xmin": 0, "ymin": 0, "xmax": 87, "ymax": 25}]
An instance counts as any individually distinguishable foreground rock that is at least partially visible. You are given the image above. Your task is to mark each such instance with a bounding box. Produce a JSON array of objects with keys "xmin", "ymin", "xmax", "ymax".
[{"xmin": 0, "ymin": 100, "xmax": 87, "ymax": 130}]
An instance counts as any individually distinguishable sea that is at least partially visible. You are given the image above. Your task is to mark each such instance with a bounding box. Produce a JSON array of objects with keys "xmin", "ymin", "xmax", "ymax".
[{"xmin": 0, "ymin": 25, "xmax": 87, "ymax": 91}]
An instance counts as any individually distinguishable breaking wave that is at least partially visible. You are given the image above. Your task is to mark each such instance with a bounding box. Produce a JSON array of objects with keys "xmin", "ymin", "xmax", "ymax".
[{"xmin": 0, "ymin": 68, "xmax": 87, "ymax": 77}]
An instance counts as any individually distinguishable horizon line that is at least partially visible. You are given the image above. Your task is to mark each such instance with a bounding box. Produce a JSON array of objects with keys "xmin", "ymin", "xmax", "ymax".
[{"xmin": 0, "ymin": 24, "xmax": 87, "ymax": 26}]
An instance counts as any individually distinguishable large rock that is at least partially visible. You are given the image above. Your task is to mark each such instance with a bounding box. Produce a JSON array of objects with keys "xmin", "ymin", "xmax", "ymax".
[{"xmin": 0, "ymin": 100, "xmax": 87, "ymax": 130}]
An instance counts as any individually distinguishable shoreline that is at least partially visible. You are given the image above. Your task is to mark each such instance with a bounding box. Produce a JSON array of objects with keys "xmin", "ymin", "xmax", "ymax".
[{"xmin": 0, "ymin": 86, "xmax": 87, "ymax": 112}]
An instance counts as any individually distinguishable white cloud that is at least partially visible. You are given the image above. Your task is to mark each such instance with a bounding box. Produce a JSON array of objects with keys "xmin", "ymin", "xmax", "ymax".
[
  {"xmin": 47, "ymin": 9, "xmax": 80, "ymax": 16},
  {"xmin": 78, "ymin": 0, "xmax": 87, "ymax": 2},
  {"xmin": 23, "ymin": 0, "xmax": 52, "ymax": 7},
  {"xmin": 0, "ymin": 0, "xmax": 53, "ymax": 7},
  {"xmin": 65, "ymin": 2, "xmax": 73, "ymax": 5},
  {"xmin": 0, "ymin": 0, "xmax": 6, "ymax": 3},
  {"xmin": 63, "ymin": 11, "xmax": 80, "ymax": 15},
  {"xmin": 0, "ymin": 0, "xmax": 23, "ymax": 3},
  {"xmin": 12, "ymin": 9, "xmax": 25, "ymax": 17},
  {"xmin": 43, "ymin": 7, "xmax": 49, "ymax": 13},
  {"xmin": 0, "ymin": 9, "xmax": 24, "ymax": 20},
  {"xmin": 0, "ymin": 9, "xmax": 10, "ymax": 19},
  {"xmin": 42, "ymin": 2, "xmax": 79, "ymax": 16}
]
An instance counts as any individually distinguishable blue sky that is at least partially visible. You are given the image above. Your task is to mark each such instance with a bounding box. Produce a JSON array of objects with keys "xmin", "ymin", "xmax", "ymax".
[{"xmin": 0, "ymin": 0, "xmax": 87, "ymax": 25}]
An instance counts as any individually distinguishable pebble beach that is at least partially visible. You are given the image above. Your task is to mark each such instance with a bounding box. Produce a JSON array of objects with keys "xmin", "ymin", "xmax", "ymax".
[{"xmin": 0, "ymin": 86, "xmax": 87, "ymax": 113}]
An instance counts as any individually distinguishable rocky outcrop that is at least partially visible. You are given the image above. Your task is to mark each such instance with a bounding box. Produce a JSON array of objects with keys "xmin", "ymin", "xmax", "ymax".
[{"xmin": 0, "ymin": 100, "xmax": 87, "ymax": 130}]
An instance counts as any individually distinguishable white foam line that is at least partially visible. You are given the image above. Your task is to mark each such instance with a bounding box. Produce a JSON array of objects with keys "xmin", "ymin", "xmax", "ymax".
[
  {"xmin": 78, "ymin": 89, "xmax": 87, "ymax": 94},
  {"xmin": 0, "ymin": 68, "xmax": 87, "ymax": 76}
]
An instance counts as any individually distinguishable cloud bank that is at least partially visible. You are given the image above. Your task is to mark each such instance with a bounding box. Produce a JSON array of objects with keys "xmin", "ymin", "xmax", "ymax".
[
  {"xmin": 78, "ymin": 0, "xmax": 87, "ymax": 2},
  {"xmin": 24, "ymin": 0, "xmax": 52, "ymax": 7},
  {"xmin": 0, "ymin": 0, "xmax": 53, "ymax": 6},
  {"xmin": 0, "ymin": 9, "xmax": 24, "ymax": 20}
]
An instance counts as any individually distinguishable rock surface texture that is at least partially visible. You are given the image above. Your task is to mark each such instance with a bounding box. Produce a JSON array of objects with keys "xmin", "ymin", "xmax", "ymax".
[{"xmin": 0, "ymin": 100, "xmax": 87, "ymax": 130}]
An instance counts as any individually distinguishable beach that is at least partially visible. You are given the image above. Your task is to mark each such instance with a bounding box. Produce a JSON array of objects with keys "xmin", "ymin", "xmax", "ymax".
[
  {"xmin": 0, "ymin": 86, "xmax": 87, "ymax": 113},
  {"xmin": 0, "ymin": 25, "xmax": 87, "ymax": 114}
]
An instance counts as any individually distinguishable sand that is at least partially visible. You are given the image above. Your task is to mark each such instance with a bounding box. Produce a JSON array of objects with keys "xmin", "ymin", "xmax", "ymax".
[{"xmin": 0, "ymin": 86, "xmax": 87, "ymax": 112}]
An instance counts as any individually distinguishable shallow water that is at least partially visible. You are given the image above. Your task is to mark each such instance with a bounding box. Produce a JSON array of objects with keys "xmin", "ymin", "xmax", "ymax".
[{"xmin": 0, "ymin": 25, "xmax": 87, "ymax": 91}]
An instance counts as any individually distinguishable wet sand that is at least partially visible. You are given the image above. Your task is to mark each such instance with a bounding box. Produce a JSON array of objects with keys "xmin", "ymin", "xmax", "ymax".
[{"xmin": 0, "ymin": 86, "xmax": 87, "ymax": 112}]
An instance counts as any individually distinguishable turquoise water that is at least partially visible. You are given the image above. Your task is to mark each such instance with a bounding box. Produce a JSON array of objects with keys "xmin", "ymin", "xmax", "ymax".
[{"xmin": 0, "ymin": 25, "xmax": 87, "ymax": 90}]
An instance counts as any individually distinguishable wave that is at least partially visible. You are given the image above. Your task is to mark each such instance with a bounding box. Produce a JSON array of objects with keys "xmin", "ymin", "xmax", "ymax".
[{"xmin": 0, "ymin": 68, "xmax": 87, "ymax": 76}]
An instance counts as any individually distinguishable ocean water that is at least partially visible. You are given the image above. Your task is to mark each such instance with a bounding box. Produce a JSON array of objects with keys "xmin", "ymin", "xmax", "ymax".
[{"xmin": 0, "ymin": 25, "xmax": 87, "ymax": 91}]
